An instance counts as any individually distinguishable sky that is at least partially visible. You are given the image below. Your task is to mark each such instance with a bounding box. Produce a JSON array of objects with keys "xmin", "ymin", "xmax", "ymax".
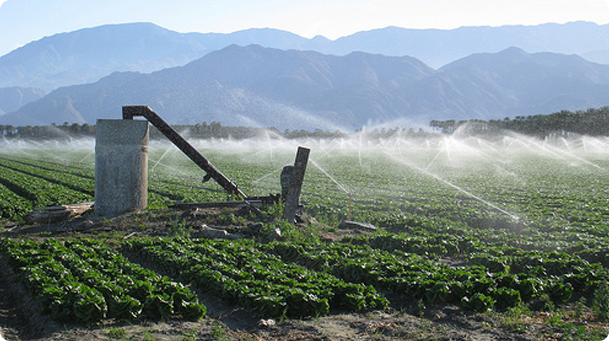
[{"xmin": 0, "ymin": 0, "xmax": 609, "ymax": 56}]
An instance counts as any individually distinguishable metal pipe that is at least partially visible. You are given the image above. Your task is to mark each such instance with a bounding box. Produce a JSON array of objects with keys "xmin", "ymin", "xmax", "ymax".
[{"xmin": 122, "ymin": 105, "xmax": 247, "ymax": 199}]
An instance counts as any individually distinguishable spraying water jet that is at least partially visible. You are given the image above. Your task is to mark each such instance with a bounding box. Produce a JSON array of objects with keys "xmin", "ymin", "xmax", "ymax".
[
  {"xmin": 385, "ymin": 151, "xmax": 522, "ymax": 222},
  {"xmin": 310, "ymin": 158, "xmax": 353, "ymax": 220}
]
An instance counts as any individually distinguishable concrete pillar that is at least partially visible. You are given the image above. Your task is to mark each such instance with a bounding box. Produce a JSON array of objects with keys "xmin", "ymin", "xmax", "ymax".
[{"xmin": 95, "ymin": 119, "xmax": 149, "ymax": 216}]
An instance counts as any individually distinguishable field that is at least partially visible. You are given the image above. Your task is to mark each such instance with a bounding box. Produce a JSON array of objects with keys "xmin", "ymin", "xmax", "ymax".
[{"xmin": 1, "ymin": 132, "xmax": 609, "ymax": 340}]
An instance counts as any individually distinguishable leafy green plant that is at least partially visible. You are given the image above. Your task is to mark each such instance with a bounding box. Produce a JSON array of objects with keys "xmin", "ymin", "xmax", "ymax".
[
  {"xmin": 125, "ymin": 237, "xmax": 387, "ymax": 318},
  {"xmin": 105, "ymin": 326, "xmax": 127, "ymax": 339},
  {"xmin": 210, "ymin": 325, "xmax": 227, "ymax": 340},
  {"xmin": 593, "ymin": 280, "xmax": 609, "ymax": 321},
  {"xmin": 1, "ymin": 238, "xmax": 206, "ymax": 323},
  {"xmin": 501, "ymin": 303, "xmax": 530, "ymax": 332},
  {"xmin": 169, "ymin": 218, "xmax": 189, "ymax": 237},
  {"xmin": 462, "ymin": 293, "xmax": 495, "ymax": 313}
]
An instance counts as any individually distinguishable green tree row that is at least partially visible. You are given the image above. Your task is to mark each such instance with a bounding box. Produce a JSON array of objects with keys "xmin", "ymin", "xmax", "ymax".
[
  {"xmin": 5, "ymin": 106, "xmax": 609, "ymax": 140},
  {"xmin": 1, "ymin": 122, "xmax": 95, "ymax": 139},
  {"xmin": 1, "ymin": 121, "xmax": 412, "ymax": 140},
  {"xmin": 431, "ymin": 106, "xmax": 609, "ymax": 137},
  {"xmin": 2, "ymin": 121, "xmax": 344, "ymax": 140}
]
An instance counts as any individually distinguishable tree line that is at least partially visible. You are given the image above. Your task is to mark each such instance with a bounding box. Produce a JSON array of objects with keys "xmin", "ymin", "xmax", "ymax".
[
  {"xmin": 0, "ymin": 121, "xmax": 351, "ymax": 140},
  {"xmin": 430, "ymin": 106, "xmax": 609, "ymax": 137},
  {"xmin": 0, "ymin": 122, "xmax": 95, "ymax": 139},
  {"xmin": 4, "ymin": 106, "xmax": 609, "ymax": 140}
]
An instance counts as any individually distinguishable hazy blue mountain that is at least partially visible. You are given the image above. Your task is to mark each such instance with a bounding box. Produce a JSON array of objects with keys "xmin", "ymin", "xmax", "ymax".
[
  {"xmin": 1, "ymin": 45, "xmax": 434, "ymax": 129},
  {"xmin": 325, "ymin": 21, "xmax": 609, "ymax": 68},
  {"xmin": 428, "ymin": 47, "xmax": 609, "ymax": 119},
  {"xmin": 582, "ymin": 49, "xmax": 609, "ymax": 65},
  {"xmin": 0, "ymin": 23, "xmax": 313, "ymax": 92},
  {"xmin": 0, "ymin": 86, "xmax": 46, "ymax": 116},
  {"xmin": 3, "ymin": 21, "xmax": 609, "ymax": 94},
  {"xmin": 3, "ymin": 45, "xmax": 609, "ymax": 130},
  {"xmin": 0, "ymin": 23, "xmax": 205, "ymax": 91}
]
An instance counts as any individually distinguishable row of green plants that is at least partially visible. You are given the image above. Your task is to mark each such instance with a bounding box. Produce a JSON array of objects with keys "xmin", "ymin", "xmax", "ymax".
[
  {"xmin": 12, "ymin": 232, "xmax": 597, "ymax": 320},
  {"xmin": 0, "ymin": 181, "xmax": 33, "ymax": 220},
  {"xmin": 124, "ymin": 237, "xmax": 388, "ymax": 318},
  {"xmin": 261, "ymin": 237, "xmax": 605, "ymax": 313},
  {"xmin": 0, "ymin": 164, "xmax": 93, "ymax": 212},
  {"xmin": 1, "ymin": 233, "xmax": 608, "ymax": 325},
  {"xmin": 0, "ymin": 154, "xmax": 96, "ymax": 181},
  {"xmin": 343, "ymin": 230, "xmax": 609, "ymax": 277},
  {"xmin": 0, "ymin": 153, "xmax": 227, "ymax": 220},
  {"xmin": 0, "ymin": 156, "xmax": 95, "ymax": 195},
  {"xmin": 0, "ymin": 154, "xmax": 96, "ymax": 221},
  {"xmin": 0, "ymin": 238, "xmax": 206, "ymax": 323},
  {"xmin": 2, "ymin": 143, "xmax": 609, "ymax": 299},
  {"xmin": 3, "ymin": 146, "xmax": 609, "ymax": 257}
]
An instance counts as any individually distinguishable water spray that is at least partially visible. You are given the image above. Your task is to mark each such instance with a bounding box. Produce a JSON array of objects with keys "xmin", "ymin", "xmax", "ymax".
[
  {"xmin": 309, "ymin": 158, "xmax": 353, "ymax": 220},
  {"xmin": 385, "ymin": 151, "xmax": 521, "ymax": 222},
  {"xmin": 78, "ymin": 150, "xmax": 95, "ymax": 164},
  {"xmin": 151, "ymin": 145, "xmax": 179, "ymax": 172}
]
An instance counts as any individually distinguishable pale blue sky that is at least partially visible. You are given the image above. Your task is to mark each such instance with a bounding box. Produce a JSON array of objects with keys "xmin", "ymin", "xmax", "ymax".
[{"xmin": 1, "ymin": 0, "xmax": 608, "ymax": 56}]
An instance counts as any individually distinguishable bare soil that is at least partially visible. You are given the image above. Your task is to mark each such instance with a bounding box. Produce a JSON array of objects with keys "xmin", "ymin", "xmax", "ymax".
[{"xmin": 1, "ymin": 207, "xmax": 608, "ymax": 341}]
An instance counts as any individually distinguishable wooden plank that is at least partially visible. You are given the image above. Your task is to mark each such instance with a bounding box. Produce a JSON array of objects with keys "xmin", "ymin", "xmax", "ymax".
[
  {"xmin": 27, "ymin": 202, "xmax": 95, "ymax": 223},
  {"xmin": 33, "ymin": 202, "xmax": 95, "ymax": 211},
  {"xmin": 123, "ymin": 232, "xmax": 138, "ymax": 239},
  {"xmin": 26, "ymin": 210, "xmax": 71, "ymax": 223}
]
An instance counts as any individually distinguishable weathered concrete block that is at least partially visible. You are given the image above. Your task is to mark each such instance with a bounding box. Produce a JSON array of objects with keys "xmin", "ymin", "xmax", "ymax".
[{"xmin": 95, "ymin": 119, "xmax": 149, "ymax": 216}]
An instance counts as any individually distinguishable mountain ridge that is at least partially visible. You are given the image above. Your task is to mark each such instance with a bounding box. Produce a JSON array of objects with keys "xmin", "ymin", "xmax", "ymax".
[
  {"xmin": 3, "ymin": 45, "xmax": 609, "ymax": 130},
  {"xmin": 0, "ymin": 86, "xmax": 46, "ymax": 116},
  {"xmin": 3, "ymin": 21, "xmax": 609, "ymax": 94}
]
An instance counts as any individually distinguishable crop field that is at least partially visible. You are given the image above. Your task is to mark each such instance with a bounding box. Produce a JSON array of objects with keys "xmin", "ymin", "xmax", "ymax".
[{"xmin": 1, "ymin": 132, "xmax": 609, "ymax": 339}]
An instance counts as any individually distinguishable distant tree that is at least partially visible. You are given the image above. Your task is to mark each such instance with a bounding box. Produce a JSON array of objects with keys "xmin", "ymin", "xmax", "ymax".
[
  {"xmin": 430, "ymin": 119, "xmax": 456, "ymax": 133},
  {"xmin": 5, "ymin": 125, "xmax": 15, "ymax": 137},
  {"xmin": 69, "ymin": 123, "xmax": 81, "ymax": 134},
  {"xmin": 448, "ymin": 106, "xmax": 609, "ymax": 137}
]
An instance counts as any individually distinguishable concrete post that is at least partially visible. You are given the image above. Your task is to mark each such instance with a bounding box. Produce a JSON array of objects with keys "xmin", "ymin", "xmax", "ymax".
[{"xmin": 95, "ymin": 119, "xmax": 149, "ymax": 216}]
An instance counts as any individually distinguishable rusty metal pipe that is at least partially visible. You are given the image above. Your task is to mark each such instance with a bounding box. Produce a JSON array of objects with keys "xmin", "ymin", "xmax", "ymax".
[{"xmin": 122, "ymin": 105, "xmax": 247, "ymax": 199}]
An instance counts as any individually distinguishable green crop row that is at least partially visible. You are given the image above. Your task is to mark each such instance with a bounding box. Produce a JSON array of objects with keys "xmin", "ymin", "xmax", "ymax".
[
  {"xmin": 0, "ymin": 238, "xmax": 206, "ymax": 323},
  {"xmin": 124, "ymin": 237, "xmax": 388, "ymax": 318},
  {"xmin": 3, "ymin": 145, "xmax": 609, "ymax": 264},
  {"xmin": 0, "ymin": 182, "xmax": 32, "ymax": 220},
  {"xmin": 0, "ymin": 154, "xmax": 95, "ymax": 179},
  {"xmin": 0, "ymin": 157, "xmax": 95, "ymax": 195},
  {"xmin": 0, "ymin": 164, "xmax": 93, "ymax": 208},
  {"xmin": 262, "ymin": 238, "xmax": 608, "ymax": 312}
]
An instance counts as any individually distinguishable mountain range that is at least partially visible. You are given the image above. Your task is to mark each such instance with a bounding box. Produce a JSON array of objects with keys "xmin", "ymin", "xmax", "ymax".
[
  {"xmin": 0, "ymin": 86, "xmax": 46, "ymax": 117},
  {"xmin": 3, "ymin": 21, "xmax": 609, "ymax": 93},
  {"xmin": 3, "ymin": 44, "xmax": 609, "ymax": 131},
  {"xmin": 2, "ymin": 21, "xmax": 609, "ymax": 129}
]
